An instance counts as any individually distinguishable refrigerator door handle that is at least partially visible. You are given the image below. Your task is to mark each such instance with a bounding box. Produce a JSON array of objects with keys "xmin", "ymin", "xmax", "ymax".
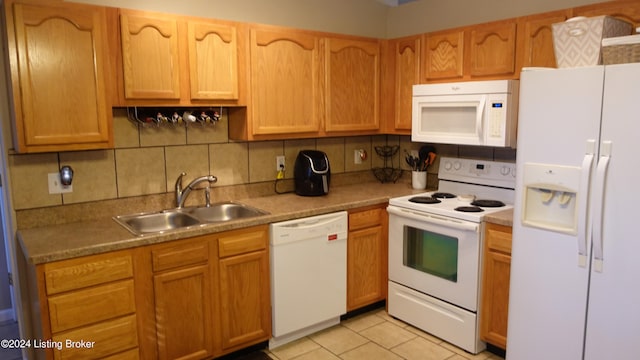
[
  {"xmin": 577, "ymin": 141, "xmax": 596, "ymax": 267},
  {"xmin": 592, "ymin": 140, "xmax": 612, "ymax": 273}
]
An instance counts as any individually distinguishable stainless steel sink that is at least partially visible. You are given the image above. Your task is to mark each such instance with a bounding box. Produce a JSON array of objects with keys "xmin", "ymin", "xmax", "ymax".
[
  {"xmin": 183, "ymin": 202, "xmax": 268, "ymax": 223},
  {"xmin": 114, "ymin": 202, "xmax": 268, "ymax": 236},
  {"xmin": 114, "ymin": 211, "xmax": 202, "ymax": 235}
]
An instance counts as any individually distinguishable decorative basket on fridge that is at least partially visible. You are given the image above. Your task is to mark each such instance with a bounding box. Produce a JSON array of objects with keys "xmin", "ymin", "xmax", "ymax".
[{"xmin": 602, "ymin": 33, "xmax": 640, "ymax": 65}]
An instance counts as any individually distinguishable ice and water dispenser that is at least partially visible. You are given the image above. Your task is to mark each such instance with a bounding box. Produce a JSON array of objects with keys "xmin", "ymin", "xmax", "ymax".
[{"xmin": 521, "ymin": 162, "xmax": 583, "ymax": 235}]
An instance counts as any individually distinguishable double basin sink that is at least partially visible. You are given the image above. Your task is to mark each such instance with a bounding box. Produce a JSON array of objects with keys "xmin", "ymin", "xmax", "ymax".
[{"xmin": 114, "ymin": 202, "xmax": 268, "ymax": 236}]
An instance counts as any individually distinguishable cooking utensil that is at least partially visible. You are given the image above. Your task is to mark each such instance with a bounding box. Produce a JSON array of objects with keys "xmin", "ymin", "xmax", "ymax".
[
  {"xmin": 418, "ymin": 145, "xmax": 437, "ymax": 171},
  {"xmin": 404, "ymin": 150, "xmax": 419, "ymax": 171}
]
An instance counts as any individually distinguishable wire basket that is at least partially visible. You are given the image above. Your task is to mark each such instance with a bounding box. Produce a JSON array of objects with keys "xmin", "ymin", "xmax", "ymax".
[
  {"xmin": 372, "ymin": 145, "xmax": 402, "ymax": 183},
  {"xmin": 374, "ymin": 145, "xmax": 399, "ymax": 158},
  {"xmin": 373, "ymin": 167, "xmax": 403, "ymax": 184}
]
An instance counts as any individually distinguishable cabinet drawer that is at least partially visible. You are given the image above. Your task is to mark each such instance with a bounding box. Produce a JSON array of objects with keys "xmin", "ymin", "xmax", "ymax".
[
  {"xmin": 102, "ymin": 348, "xmax": 139, "ymax": 360},
  {"xmin": 52, "ymin": 314, "xmax": 138, "ymax": 360},
  {"xmin": 152, "ymin": 240, "xmax": 209, "ymax": 272},
  {"xmin": 486, "ymin": 223, "xmax": 512, "ymax": 254},
  {"xmin": 44, "ymin": 253, "xmax": 133, "ymax": 295},
  {"xmin": 48, "ymin": 280, "xmax": 136, "ymax": 333},
  {"xmin": 218, "ymin": 226, "xmax": 267, "ymax": 258},
  {"xmin": 349, "ymin": 208, "xmax": 383, "ymax": 231}
]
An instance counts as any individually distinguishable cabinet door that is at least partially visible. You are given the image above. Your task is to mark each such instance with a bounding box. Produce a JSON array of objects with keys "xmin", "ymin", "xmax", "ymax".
[
  {"xmin": 469, "ymin": 21, "xmax": 517, "ymax": 77},
  {"xmin": 423, "ymin": 30, "xmax": 464, "ymax": 80},
  {"xmin": 480, "ymin": 250, "xmax": 511, "ymax": 349},
  {"xmin": 250, "ymin": 28, "xmax": 322, "ymax": 135},
  {"xmin": 154, "ymin": 265, "xmax": 214, "ymax": 360},
  {"xmin": 120, "ymin": 11, "xmax": 181, "ymax": 99},
  {"xmin": 218, "ymin": 250, "xmax": 270, "ymax": 352},
  {"xmin": 393, "ymin": 36, "xmax": 420, "ymax": 132},
  {"xmin": 188, "ymin": 21, "xmax": 238, "ymax": 100},
  {"xmin": 7, "ymin": 1, "xmax": 112, "ymax": 152},
  {"xmin": 480, "ymin": 223, "xmax": 512, "ymax": 349},
  {"xmin": 347, "ymin": 225, "xmax": 385, "ymax": 311},
  {"xmin": 519, "ymin": 11, "xmax": 569, "ymax": 69},
  {"xmin": 325, "ymin": 37, "xmax": 380, "ymax": 132}
]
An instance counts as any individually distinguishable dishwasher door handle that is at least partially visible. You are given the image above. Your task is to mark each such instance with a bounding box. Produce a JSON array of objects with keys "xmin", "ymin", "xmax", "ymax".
[{"xmin": 277, "ymin": 216, "xmax": 339, "ymax": 229}]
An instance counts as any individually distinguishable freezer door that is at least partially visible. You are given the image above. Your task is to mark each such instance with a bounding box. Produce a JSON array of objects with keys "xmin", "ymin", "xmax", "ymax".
[
  {"xmin": 584, "ymin": 63, "xmax": 640, "ymax": 360},
  {"xmin": 506, "ymin": 66, "xmax": 604, "ymax": 360}
]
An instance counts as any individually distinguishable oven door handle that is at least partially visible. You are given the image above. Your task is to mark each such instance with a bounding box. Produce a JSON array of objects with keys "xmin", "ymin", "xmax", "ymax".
[{"xmin": 387, "ymin": 206, "xmax": 479, "ymax": 233}]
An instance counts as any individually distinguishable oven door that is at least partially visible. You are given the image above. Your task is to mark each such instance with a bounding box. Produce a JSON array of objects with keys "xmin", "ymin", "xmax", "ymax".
[{"xmin": 387, "ymin": 205, "xmax": 482, "ymax": 311}]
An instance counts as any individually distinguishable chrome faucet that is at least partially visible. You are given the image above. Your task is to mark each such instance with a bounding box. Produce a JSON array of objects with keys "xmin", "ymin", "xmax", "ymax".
[{"xmin": 175, "ymin": 172, "xmax": 218, "ymax": 208}]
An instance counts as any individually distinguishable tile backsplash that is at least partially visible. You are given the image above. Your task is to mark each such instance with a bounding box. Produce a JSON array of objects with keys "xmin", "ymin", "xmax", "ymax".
[{"xmin": 7, "ymin": 108, "xmax": 516, "ymax": 215}]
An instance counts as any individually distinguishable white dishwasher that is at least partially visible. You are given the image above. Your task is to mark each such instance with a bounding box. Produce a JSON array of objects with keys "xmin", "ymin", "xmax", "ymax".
[{"xmin": 269, "ymin": 211, "xmax": 348, "ymax": 349}]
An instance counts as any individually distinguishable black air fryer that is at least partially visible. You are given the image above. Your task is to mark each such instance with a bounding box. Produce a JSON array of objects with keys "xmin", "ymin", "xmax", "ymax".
[{"xmin": 294, "ymin": 150, "xmax": 331, "ymax": 196}]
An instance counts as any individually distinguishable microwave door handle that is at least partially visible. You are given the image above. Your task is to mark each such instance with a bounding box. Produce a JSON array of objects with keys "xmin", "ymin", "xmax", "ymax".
[{"xmin": 476, "ymin": 96, "xmax": 486, "ymax": 139}]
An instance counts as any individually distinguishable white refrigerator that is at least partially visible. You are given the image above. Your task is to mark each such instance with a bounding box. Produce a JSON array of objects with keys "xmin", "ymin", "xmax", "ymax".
[{"xmin": 507, "ymin": 63, "xmax": 640, "ymax": 360}]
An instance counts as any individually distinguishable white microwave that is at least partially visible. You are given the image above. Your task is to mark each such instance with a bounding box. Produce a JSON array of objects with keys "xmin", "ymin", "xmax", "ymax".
[{"xmin": 412, "ymin": 80, "xmax": 519, "ymax": 147}]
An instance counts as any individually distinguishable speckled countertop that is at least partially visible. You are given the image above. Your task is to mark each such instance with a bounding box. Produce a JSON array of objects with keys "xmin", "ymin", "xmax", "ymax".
[
  {"xmin": 484, "ymin": 208, "xmax": 514, "ymax": 227},
  {"xmin": 18, "ymin": 182, "xmax": 424, "ymax": 265},
  {"xmin": 18, "ymin": 182, "xmax": 514, "ymax": 265}
]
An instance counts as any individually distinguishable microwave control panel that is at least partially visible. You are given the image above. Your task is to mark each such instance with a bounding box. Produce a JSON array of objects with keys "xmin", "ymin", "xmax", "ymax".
[{"xmin": 488, "ymin": 102, "xmax": 506, "ymax": 138}]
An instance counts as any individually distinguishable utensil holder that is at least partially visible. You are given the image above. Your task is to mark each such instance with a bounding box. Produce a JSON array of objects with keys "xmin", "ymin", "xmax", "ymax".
[{"xmin": 412, "ymin": 171, "xmax": 427, "ymax": 190}]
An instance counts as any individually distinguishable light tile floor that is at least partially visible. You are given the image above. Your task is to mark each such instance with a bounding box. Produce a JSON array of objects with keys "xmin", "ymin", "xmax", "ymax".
[{"xmin": 265, "ymin": 309, "xmax": 505, "ymax": 360}]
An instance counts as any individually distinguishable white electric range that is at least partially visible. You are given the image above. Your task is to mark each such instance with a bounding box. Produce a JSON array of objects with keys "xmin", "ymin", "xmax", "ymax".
[{"xmin": 387, "ymin": 156, "xmax": 515, "ymax": 354}]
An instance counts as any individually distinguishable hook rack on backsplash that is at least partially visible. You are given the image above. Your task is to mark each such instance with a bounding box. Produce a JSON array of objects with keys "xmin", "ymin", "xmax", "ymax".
[{"xmin": 126, "ymin": 107, "xmax": 223, "ymax": 128}]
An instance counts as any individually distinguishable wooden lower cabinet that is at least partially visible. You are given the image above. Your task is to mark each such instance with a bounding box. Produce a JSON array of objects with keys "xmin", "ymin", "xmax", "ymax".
[
  {"xmin": 149, "ymin": 226, "xmax": 270, "ymax": 359},
  {"xmin": 153, "ymin": 265, "xmax": 214, "ymax": 359},
  {"xmin": 216, "ymin": 227, "xmax": 271, "ymax": 354},
  {"xmin": 347, "ymin": 204, "xmax": 388, "ymax": 311},
  {"xmin": 480, "ymin": 222, "xmax": 513, "ymax": 350},
  {"xmin": 29, "ymin": 226, "xmax": 270, "ymax": 360},
  {"xmin": 32, "ymin": 250, "xmax": 139, "ymax": 359}
]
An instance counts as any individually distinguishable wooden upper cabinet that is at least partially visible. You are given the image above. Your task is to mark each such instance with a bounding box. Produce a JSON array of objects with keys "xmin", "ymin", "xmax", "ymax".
[
  {"xmin": 468, "ymin": 21, "xmax": 517, "ymax": 77},
  {"xmin": 518, "ymin": 11, "xmax": 570, "ymax": 70},
  {"xmin": 248, "ymin": 27, "xmax": 322, "ymax": 135},
  {"xmin": 325, "ymin": 37, "xmax": 381, "ymax": 133},
  {"xmin": 423, "ymin": 29, "xmax": 464, "ymax": 81},
  {"xmin": 393, "ymin": 36, "xmax": 420, "ymax": 132},
  {"xmin": 5, "ymin": 1, "xmax": 112, "ymax": 153},
  {"xmin": 120, "ymin": 10, "xmax": 181, "ymax": 100},
  {"xmin": 188, "ymin": 21, "xmax": 238, "ymax": 100}
]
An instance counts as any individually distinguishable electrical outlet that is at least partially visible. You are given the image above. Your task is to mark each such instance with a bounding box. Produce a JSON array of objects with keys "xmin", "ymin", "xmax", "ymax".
[
  {"xmin": 354, "ymin": 149, "xmax": 362, "ymax": 164},
  {"xmin": 276, "ymin": 156, "xmax": 285, "ymax": 171},
  {"xmin": 48, "ymin": 173, "xmax": 73, "ymax": 194}
]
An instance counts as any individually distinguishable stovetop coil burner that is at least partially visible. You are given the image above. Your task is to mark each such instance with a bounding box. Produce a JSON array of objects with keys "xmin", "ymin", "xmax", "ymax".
[
  {"xmin": 471, "ymin": 199, "xmax": 505, "ymax": 208},
  {"xmin": 432, "ymin": 192, "xmax": 456, "ymax": 199},
  {"xmin": 408, "ymin": 196, "xmax": 441, "ymax": 204},
  {"xmin": 455, "ymin": 206, "xmax": 484, "ymax": 213}
]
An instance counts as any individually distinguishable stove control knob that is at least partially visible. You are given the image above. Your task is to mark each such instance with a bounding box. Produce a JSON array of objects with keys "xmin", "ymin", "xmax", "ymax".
[
  {"xmin": 453, "ymin": 161, "xmax": 462, "ymax": 170},
  {"xmin": 500, "ymin": 166, "xmax": 511, "ymax": 176},
  {"xmin": 444, "ymin": 161, "xmax": 452, "ymax": 171}
]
